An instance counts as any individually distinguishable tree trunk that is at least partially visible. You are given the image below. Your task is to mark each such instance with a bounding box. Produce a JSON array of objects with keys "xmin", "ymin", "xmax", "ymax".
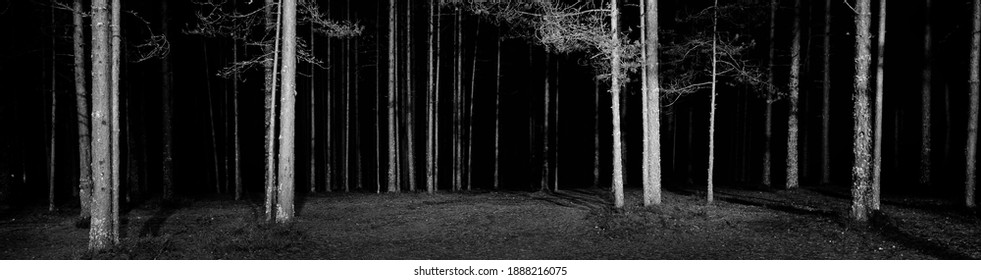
[
  {"xmin": 554, "ymin": 60, "xmax": 560, "ymax": 191},
  {"xmin": 594, "ymin": 78, "xmax": 600, "ymax": 188},
  {"xmin": 234, "ymin": 29, "xmax": 242, "ymax": 200},
  {"xmin": 426, "ymin": 0, "xmax": 435, "ymax": 193},
  {"xmin": 387, "ymin": 0, "xmax": 399, "ymax": 193},
  {"xmin": 967, "ymin": 0, "xmax": 980, "ymax": 208},
  {"xmin": 89, "ymin": 0, "xmax": 114, "ymax": 250},
  {"xmin": 643, "ymin": 0, "xmax": 661, "ymax": 206},
  {"xmin": 264, "ymin": 1, "xmax": 282, "ymax": 222},
  {"xmin": 110, "ymin": 0, "xmax": 121, "ymax": 243},
  {"xmin": 542, "ymin": 53, "xmax": 550, "ymax": 192},
  {"xmin": 821, "ymin": 0, "xmax": 832, "ymax": 185},
  {"xmin": 433, "ymin": 2, "xmax": 441, "ymax": 192},
  {"xmin": 851, "ymin": 0, "xmax": 874, "ymax": 222},
  {"xmin": 494, "ymin": 34, "xmax": 501, "ymax": 190},
  {"xmin": 708, "ymin": 0, "xmax": 719, "ymax": 203},
  {"xmin": 920, "ymin": 0, "xmax": 933, "ymax": 187},
  {"xmin": 763, "ymin": 0, "xmax": 776, "ymax": 187},
  {"xmin": 326, "ymin": 3, "xmax": 334, "ymax": 193},
  {"xmin": 872, "ymin": 0, "xmax": 887, "ymax": 211},
  {"xmin": 787, "ymin": 0, "xmax": 801, "ymax": 189},
  {"xmin": 48, "ymin": 2, "xmax": 57, "ymax": 212},
  {"xmin": 467, "ymin": 20, "xmax": 480, "ymax": 191},
  {"xmin": 406, "ymin": 0, "xmax": 417, "ymax": 193},
  {"xmin": 343, "ymin": 2, "xmax": 351, "ymax": 193},
  {"xmin": 73, "ymin": 0, "xmax": 92, "ymax": 219},
  {"xmin": 610, "ymin": 0, "xmax": 624, "ymax": 208},
  {"xmin": 160, "ymin": 0, "xmax": 175, "ymax": 202},
  {"xmin": 276, "ymin": 0, "xmax": 297, "ymax": 223},
  {"xmin": 310, "ymin": 22, "xmax": 316, "ymax": 194},
  {"xmin": 454, "ymin": 8, "xmax": 463, "ymax": 191}
]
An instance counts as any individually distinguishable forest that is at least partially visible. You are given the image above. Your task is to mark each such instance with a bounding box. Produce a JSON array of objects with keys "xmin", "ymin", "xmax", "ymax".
[{"xmin": 1, "ymin": 0, "xmax": 980, "ymax": 260}]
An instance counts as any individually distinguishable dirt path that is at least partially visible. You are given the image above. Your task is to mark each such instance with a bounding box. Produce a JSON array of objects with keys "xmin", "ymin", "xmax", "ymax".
[{"xmin": 1, "ymin": 187, "xmax": 978, "ymax": 259}]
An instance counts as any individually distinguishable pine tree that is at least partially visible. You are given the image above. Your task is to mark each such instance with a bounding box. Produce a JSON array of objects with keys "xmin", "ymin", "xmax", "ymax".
[
  {"xmin": 642, "ymin": 0, "xmax": 662, "ymax": 206},
  {"xmin": 851, "ymin": 0, "xmax": 874, "ymax": 222},
  {"xmin": 276, "ymin": 0, "xmax": 297, "ymax": 223},
  {"xmin": 610, "ymin": 0, "xmax": 625, "ymax": 208}
]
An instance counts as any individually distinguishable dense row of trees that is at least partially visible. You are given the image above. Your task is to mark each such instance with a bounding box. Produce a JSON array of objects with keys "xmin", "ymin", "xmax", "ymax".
[{"xmin": 3, "ymin": 0, "xmax": 981, "ymax": 250}]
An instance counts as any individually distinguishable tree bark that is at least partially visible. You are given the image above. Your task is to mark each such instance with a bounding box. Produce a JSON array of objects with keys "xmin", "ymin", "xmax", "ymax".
[
  {"xmin": 872, "ymin": 0, "xmax": 887, "ymax": 211},
  {"xmin": 542, "ymin": 53, "xmax": 551, "ymax": 192},
  {"xmin": 405, "ymin": 0, "xmax": 417, "ymax": 193},
  {"xmin": 920, "ymin": 0, "xmax": 933, "ymax": 187},
  {"xmin": 73, "ymin": 0, "xmax": 93, "ymax": 219},
  {"xmin": 851, "ymin": 0, "xmax": 874, "ymax": 222},
  {"xmin": 494, "ymin": 34, "xmax": 501, "ymax": 190},
  {"xmin": 787, "ymin": 0, "xmax": 801, "ymax": 189},
  {"xmin": 643, "ymin": 0, "xmax": 662, "ymax": 206},
  {"xmin": 89, "ymin": 0, "xmax": 114, "ymax": 250},
  {"xmin": 276, "ymin": 0, "xmax": 297, "ymax": 223},
  {"xmin": 264, "ymin": 1, "xmax": 282, "ymax": 222},
  {"xmin": 160, "ymin": 0, "xmax": 175, "ymax": 202},
  {"xmin": 388, "ymin": 0, "xmax": 399, "ymax": 193},
  {"xmin": 310, "ymin": 21, "xmax": 317, "ymax": 194},
  {"xmin": 110, "ymin": 0, "xmax": 121, "ymax": 243},
  {"xmin": 763, "ymin": 0, "xmax": 776, "ymax": 187},
  {"xmin": 967, "ymin": 0, "xmax": 980, "ymax": 208},
  {"xmin": 48, "ymin": 2, "xmax": 57, "ymax": 212},
  {"xmin": 594, "ymin": 78, "xmax": 600, "ymax": 188},
  {"xmin": 610, "ymin": 0, "xmax": 624, "ymax": 208},
  {"xmin": 821, "ymin": 0, "xmax": 832, "ymax": 185}
]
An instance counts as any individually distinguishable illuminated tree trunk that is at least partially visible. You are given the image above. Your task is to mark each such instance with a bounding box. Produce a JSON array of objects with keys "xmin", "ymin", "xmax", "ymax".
[
  {"xmin": 787, "ymin": 0, "xmax": 801, "ymax": 189},
  {"xmin": 920, "ymin": 0, "xmax": 933, "ymax": 187},
  {"xmin": 264, "ymin": 1, "xmax": 282, "ymax": 222},
  {"xmin": 967, "ymin": 0, "xmax": 980, "ymax": 208},
  {"xmin": 851, "ymin": 0, "xmax": 874, "ymax": 222},
  {"xmin": 763, "ymin": 0, "xmax": 776, "ymax": 187},
  {"xmin": 610, "ymin": 0, "xmax": 624, "ymax": 208},
  {"xmin": 642, "ymin": 0, "xmax": 662, "ymax": 206},
  {"xmin": 872, "ymin": 0, "xmax": 887, "ymax": 211},
  {"xmin": 494, "ymin": 31, "xmax": 502, "ymax": 190},
  {"xmin": 310, "ymin": 22, "xmax": 317, "ymax": 194},
  {"xmin": 89, "ymin": 0, "xmax": 114, "ymax": 250},
  {"xmin": 110, "ymin": 0, "xmax": 121, "ymax": 242},
  {"xmin": 275, "ymin": 0, "xmax": 297, "ymax": 223},
  {"xmin": 388, "ymin": 0, "xmax": 399, "ymax": 193},
  {"xmin": 48, "ymin": 3, "xmax": 57, "ymax": 212},
  {"xmin": 73, "ymin": 0, "xmax": 92, "ymax": 219},
  {"xmin": 708, "ymin": 0, "xmax": 719, "ymax": 203},
  {"xmin": 542, "ymin": 53, "xmax": 551, "ymax": 192},
  {"xmin": 821, "ymin": 0, "xmax": 832, "ymax": 185}
]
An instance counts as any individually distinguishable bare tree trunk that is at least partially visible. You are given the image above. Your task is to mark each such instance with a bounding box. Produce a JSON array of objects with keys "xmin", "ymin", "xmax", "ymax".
[
  {"xmin": 763, "ymin": 0, "xmax": 776, "ymax": 187},
  {"xmin": 542, "ymin": 53, "xmax": 550, "ymax": 192},
  {"xmin": 821, "ymin": 0, "xmax": 832, "ymax": 185},
  {"xmin": 89, "ymin": 0, "xmax": 114, "ymax": 250},
  {"xmin": 234, "ymin": 28, "xmax": 242, "ymax": 200},
  {"xmin": 594, "ymin": 78, "xmax": 600, "ymax": 188},
  {"xmin": 310, "ymin": 22, "xmax": 316, "ymax": 194},
  {"xmin": 467, "ymin": 20, "xmax": 479, "ymax": 191},
  {"xmin": 433, "ymin": 2, "xmax": 441, "ymax": 192},
  {"xmin": 851, "ymin": 0, "xmax": 874, "ymax": 222},
  {"xmin": 554, "ymin": 59, "xmax": 560, "ymax": 191},
  {"xmin": 610, "ymin": 0, "xmax": 624, "ymax": 208},
  {"xmin": 427, "ymin": 0, "xmax": 436, "ymax": 193},
  {"xmin": 708, "ymin": 0, "xmax": 719, "ymax": 203},
  {"xmin": 73, "ymin": 0, "xmax": 92, "ymax": 219},
  {"xmin": 872, "ymin": 0, "xmax": 887, "ymax": 211},
  {"xmin": 326, "ymin": 3, "xmax": 333, "ymax": 193},
  {"xmin": 494, "ymin": 34, "xmax": 501, "ymax": 190},
  {"xmin": 354, "ymin": 34, "xmax": 362, "ymax": 192},
  {"xmin": 643, "ymin": 0, "xmax": 662, "ymax": 206},
  {"xmin": 276, "ymin": 0, "xmax": 297, "ymax": 223},
  {"xmin": 387, "ymin": 0, "xmax": 399, "ymax": 193},
  {"xmin": 160, "ymin": 0, "xmax": 175, "ymax": 202},
  {"xmin": 343, "ymin": 2, "xmax": 352, "ymax": 193},
  {"xmin": 48, "ymin": 3, "xmax": 57, "ymax": 212},
  {"xmin": 110, "ymin": 0, "xmax": 121, "ymax": 243},
  {"xmin": 454, "ymin": 7, "xmax": 463, "ymax": 191},
  {"xmin": 406, "ymin": 0, "xmax": 417, "ymax": 192},
  {"xmin": 921, "ymin": 0, "xmax": 933, "ymax": 187},
  {"xmin": 787, "ymin": 0, "xmax": 801, "ymax": 189},
  {"xmin": 967, "ymin": 0, "xmax": 980, "ymax": 208},
  {"xmin": 264, "ymin": 1, "xmax": 282, "ymax": 222}
]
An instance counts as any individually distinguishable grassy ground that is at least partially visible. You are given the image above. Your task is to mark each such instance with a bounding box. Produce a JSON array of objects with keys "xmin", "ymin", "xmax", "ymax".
[{"xmin": 1, "ymin": 186, "xmax": 979, "ymax": 259}]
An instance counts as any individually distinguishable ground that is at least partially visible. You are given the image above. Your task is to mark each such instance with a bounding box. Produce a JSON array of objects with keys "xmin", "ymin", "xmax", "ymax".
[{"xmin": 1, "ymin": 186, "xmax": 979, "ymax": 259}]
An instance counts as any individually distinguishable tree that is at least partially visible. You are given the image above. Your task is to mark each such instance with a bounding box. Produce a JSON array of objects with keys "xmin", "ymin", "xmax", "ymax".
[
  {"xmin": 89, "ymin": 0, "xmax": 115, "ymax": 250},
  {"xmin": 48, "ymin": 2, "xmax": 57, "ymax": 212},
  {"xmin": 820, "ymin": 0, "xmax": 832, "ymax": 185},
  {"xmin": 426, "ymin": 0, "xmax": 436, "ymax": 194},
  {"xmin": 707, "ymin": 0, "xmax": 718, "ymax": 203},
  {"xmin": 610, "ymin": 0, "xmax": 625, "ymax": 208},
  {"xmin": 851, "ymin": 0, "xmax": 874, "ymax": 222},
  {"xmin": 642, "ymin": 0, "xmax": 662, "ymax": 206},
  {"xmin": 494, "ymin": 32, "xmax": 502, "ymax": 190},
  {"xmin": 110, "ymin": 0, "xmax": 121, "ymax": 242},
  {"xmin": 73, "ymin": 0, "xmax": 93, "ymax": 220},
  {"xmin": 787, "ymin": 0, "xmax": 801, "ymax": 189},
  {"xmin": 264, "ymin": 0, "xmax": 282, "ymax": 222},
  {"xmin": 763, "ymin": 0, "xmax": 776, "ymax": 187},
  {"xmin": 872, "ymin": 0, "xmax": 887, "ymax": 211},
  {"xmin": 276, "ymin": 0, "xmax": 297, "ymax": 223},
  {"xmin": 160, "ymin": 0, "xmax": 175, "ymax": 202},
  {"xmin": 388, "ymin": 0, "xmax": 399, "ymax": 193},
  {"xmin": 921, "ymin": 0, "xmax": 933, "ymax": 187},
  {"xmin": 967, "ymin": 0, "xmax": 980, "ymax": 208}
]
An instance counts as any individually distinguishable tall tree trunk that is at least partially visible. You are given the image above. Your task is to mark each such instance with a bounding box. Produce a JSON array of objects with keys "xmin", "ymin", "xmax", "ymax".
[
  {"xmin": 89, "ymin": 0, "xmax": 114, "ymax": 250},
  {"xmin": 920, "ymin": 0, "xmax": 933, "ymax": 187},
  {"xmin": 310, "ymin": 22, "xmax": 316, "ymax": 194},
  {"xmin": 426, "ymin": 0, "xmax": 436, "ymax": 193},
  {"xmin": 821, "ymin": 0, "xmax": 832, "ymax": 185},
  {"xmin": 343, "ymin": 2, "xmax": 352, "ymax": 193},
  {"xmin": 872, "ymin": 0, "xmax": 887, "ymax": 211},
  {"xmin": 388, "ymin": 0, "xmax": 399, "ymax": 193},
  {"xmin": 594, "ymin": 78, "xmax": 600, "ymax": 188},
  {"xmin": 467, "ymin": 20, "xmax": 479, "ymax": 191},
  {"xmin": 110, "ymin": 0, "xmax": 121, "ymax": 243},
  {"xmin": 234, "ymin": 30, "xmax": 242, "ymax": 201},
  {"xmin": 967, "ymin": 0, "xmax": 980, "ymax": 208},
  {"xmin": 708, "ymin": 0, "xmax": 719, "ymax": 203},
  {"xmin": 643, "ymin": 0, "xmax": 662, "ymax": 206},
  {"xmin": 276, "ymin": 0, "xmax": 297, "ymax": 223},
  {"xmin": 48, "ymin": 2, "xmax": 57, "ymax": 212},
  {"xmin": 354, "ymin": 32, "xmax": 363, "ymax": 191},
  {"xmin": 851, "ymin": 0, "xmax": 874, "ymax": 222},
  {"xmin": 264, "ymin": 1, "xmax": 283, "ymax": 222},
  {"xmin": 494, "ymin": 34, "xmax": 501, "ymax": 190},
  {"xmin": 542, "ymin": 53, "xmax": 550, "ymax": 192},
  {"xmin": 454, "ymin": 7, "xmax": 463, "ymax": 191},
  {"xmin": 433, "ymin": 2, "xmax": 441, "ymax": 192},
  {"xmin": 610, "ymin": 0, "xmax": 624, "ymax": 208},
  {"xmin": 763, "ymin": 0, "xmax": 776, "ymax": 187},
  {"xmin": 787, "ymin": 0, "xmax": 801, "ymax": 189},
  {"xmin": 554, "ymin": 59, "xmax": 560, "ymax": 191},
  {"xmin": 406, "ymin": 0, "xmax": 417, "ymax": 192},
  {"xmin": 73, "ymin": 0, "xmax": 92, "ymax": 219},
  {"xmin": 160, "ymin": 0, "xmax": 175, "ymax": 202},
  {"xmin": 326, "ymin": 3, "xmax": 334, "ymax": 193}
]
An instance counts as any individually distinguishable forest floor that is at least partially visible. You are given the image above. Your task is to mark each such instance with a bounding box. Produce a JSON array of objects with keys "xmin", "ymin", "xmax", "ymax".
[{"xmin": 1, "ymin": 185, "xmax": 980, "ymax": 259}]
